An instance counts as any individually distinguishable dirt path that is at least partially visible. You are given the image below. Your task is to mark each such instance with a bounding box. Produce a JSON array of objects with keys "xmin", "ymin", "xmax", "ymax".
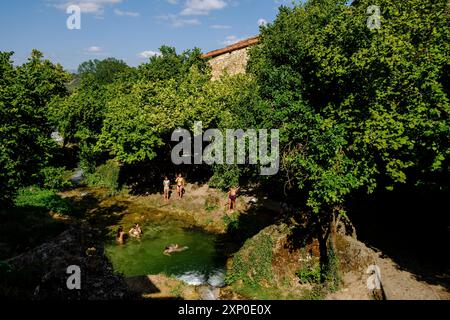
[
  {"xmin": 327, "ymin": 249, "xmax": 448, "ymax": 300},
  {"xmin": 375, "ymin": 254, "xmax": 447, "ymax": 300}
]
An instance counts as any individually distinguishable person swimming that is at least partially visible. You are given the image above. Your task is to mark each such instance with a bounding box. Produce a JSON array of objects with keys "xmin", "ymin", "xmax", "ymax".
[
  {"xmin": 163, "ymin": 244, "xmax": 189, "ymax": 256},
  {"xmin": 117, "ymin": 226, "xmax": 126, "ymax": 245},
  {"xmin": 129, "ymin": 223, "xmax": 142, "ymax": 239}
]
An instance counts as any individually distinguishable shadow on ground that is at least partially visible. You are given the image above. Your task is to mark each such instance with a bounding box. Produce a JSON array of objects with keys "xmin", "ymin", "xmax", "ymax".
[{"xmin": 346, "ymin": 185, "xmax": 450, "ymax": 292}]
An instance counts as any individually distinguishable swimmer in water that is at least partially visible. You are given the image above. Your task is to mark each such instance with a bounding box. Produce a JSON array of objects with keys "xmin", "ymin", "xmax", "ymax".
[
  {"xmin": 117, "ymin": 226, "xmax": 126, "ymax": 245},
  {"xmin": 129, "ymin": 223, "xmax": 142, "ymax": 239},
  {"xmin": 163, "ymin": 244, "xmax": 189, "ymax": 256}
]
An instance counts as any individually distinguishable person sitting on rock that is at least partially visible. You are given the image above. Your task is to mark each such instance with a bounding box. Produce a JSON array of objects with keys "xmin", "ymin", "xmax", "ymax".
[
  {"xmin": 163, "ymin": 244, "xmax": 189, "ymax": 256},
  {"xmin": 129, "ymin": 224, "xmax": 142, "ymax": 239}
]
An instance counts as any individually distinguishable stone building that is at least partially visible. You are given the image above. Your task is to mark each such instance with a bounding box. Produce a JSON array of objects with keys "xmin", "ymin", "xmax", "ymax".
[{"xmin": 202, "ymin": 36, "xmax": 259, "ymax": 81}]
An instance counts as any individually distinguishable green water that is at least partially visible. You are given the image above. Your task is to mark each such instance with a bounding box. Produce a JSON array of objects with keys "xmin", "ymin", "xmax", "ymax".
[{"xmin": 105, "ymin": 222, "xmax": 227, "ymax": 286}]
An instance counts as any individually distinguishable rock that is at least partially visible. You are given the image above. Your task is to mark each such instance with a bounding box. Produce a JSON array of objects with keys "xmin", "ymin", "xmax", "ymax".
[{"xmin": 6, "ymin": 225, "xmax": 132, "ymax": 300}]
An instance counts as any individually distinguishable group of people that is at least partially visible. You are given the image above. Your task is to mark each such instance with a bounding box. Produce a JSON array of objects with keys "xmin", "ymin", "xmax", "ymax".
[
  {"xmin": 116, "ymin": 223, "xmax": 142, "ymax": 245},
  {"xmin": 163, "ymin": 174, "xmax": 240, "ymax": 214},
  {"xmin": 163, "ymin": 174, "xmax": 185, "ymax": 200},
  {"xmin": 116, "ymin": 175, "xmax": 240, "ymax": 256}
]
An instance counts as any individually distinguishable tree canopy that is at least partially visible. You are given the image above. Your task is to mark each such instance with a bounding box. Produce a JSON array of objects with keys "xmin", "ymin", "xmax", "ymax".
[
  {"xmin": 249, "ymin": 0, "xmax": 450, "ymax": 214},
  {"xmin": 0, "ymin": 50, "xmax": 69, "ymax": 207}
]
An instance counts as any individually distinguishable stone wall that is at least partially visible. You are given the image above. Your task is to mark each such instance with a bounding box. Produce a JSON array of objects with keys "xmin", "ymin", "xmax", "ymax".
[{"xmin": 208, "ymin": 47, "xmax": 250, "ymax": 81}]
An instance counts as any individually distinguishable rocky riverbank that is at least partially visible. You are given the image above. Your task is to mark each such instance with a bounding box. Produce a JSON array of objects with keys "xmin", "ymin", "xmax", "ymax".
[{"xmin": 4, "ymin": 225, "xmax": 131, "ymax": 300}]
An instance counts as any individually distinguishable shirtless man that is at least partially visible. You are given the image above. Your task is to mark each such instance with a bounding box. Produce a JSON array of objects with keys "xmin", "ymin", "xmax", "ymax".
[
  {"xmin": 228, "ymin": 186, "xmax": 240, "ymax": 213},
  {"xmin": 175, "ymin": 174, "xmax": 185, "ymax": 199},
  {"xmin": 163, "ymin": 244, "xmax": 189, "ymax": 256},
  {"xmin": 163, "ymin": 176, "xmax": 171, "ymax": 200}
]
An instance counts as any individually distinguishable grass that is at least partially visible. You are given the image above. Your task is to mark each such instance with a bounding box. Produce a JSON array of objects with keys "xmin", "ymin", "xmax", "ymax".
[
  {"xmin": 225, "ymin": 227, "xmax": 275, "ymax": 298},
  {"xmin": 14, "ymin": 186, "xmax": 73, "ymax": 215}
]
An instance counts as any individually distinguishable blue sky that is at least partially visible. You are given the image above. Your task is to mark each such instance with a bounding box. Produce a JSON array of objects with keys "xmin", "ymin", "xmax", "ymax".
[{"xmin": 0, "ymin": 0, "xmax": 294, "ymax": 70}]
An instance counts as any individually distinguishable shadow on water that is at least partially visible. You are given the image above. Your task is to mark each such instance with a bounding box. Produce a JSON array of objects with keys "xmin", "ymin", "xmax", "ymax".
[{"xmin": 346, "ymin": 184, "xmax": 450, "ymax": 291}]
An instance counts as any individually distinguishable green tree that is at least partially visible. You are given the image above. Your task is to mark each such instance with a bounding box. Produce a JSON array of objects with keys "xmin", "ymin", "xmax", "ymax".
[
  {"xmin": 138, "ymin": 46, "xmax": 208, "ymax": 82},
  {"xmin": 78, "ymin": 58, "xmax": 133, "ymax": 85},
  {"xmin": 248, "ymin": 0, "xmax": 450, "ymax": 246},
  {"xmin": 0, "ymin": 50, "xmax": 69, "ymax": 207}
]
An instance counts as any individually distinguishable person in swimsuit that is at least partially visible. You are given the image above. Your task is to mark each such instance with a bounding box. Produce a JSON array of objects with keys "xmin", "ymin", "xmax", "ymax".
[
  {"xmin": 163, "ymin": 244, "xmax": 189, "ymax": 256},
  {"xmin": 228, "ymin": 186, "xmax": 240, "ymax": 213},
  {"xmin": 116, "ymin": 226, "xmax": 126, "ymax": 245},
  {"xmin": 163, "ymin": 176, "xmax": 171, "ymax": 200},
  {"xmin": 175, "ymin": 174, "xmax": 185, "ymax": 199},
  {"xmin": 129, "ymin": 223, "xmax": 142, "ymax": 239}
]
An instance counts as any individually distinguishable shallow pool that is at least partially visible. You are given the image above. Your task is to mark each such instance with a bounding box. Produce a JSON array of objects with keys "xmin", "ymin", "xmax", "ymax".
[{"xmin": 105, "ymin": 222, "xmax": 227, "ymax": 287}]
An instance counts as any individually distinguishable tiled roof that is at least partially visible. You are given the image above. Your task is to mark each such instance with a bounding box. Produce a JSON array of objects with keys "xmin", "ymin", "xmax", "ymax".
[{"xmin": 202, "ymin": 36, "xmax": 259, "ymax": 59}]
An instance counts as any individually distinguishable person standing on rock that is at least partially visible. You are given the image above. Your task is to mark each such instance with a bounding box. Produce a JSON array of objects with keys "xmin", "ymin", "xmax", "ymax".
[
  {"xmin": 228, "ymin": 186, "xmax": 240, "ymax": 214},
  {"xmin": 175, "ymin": 174, "xmax": 185, "ymax": 199},
  {"xmin": 163, "ymin": 176, "xmax": 171, "ymax": 200}
]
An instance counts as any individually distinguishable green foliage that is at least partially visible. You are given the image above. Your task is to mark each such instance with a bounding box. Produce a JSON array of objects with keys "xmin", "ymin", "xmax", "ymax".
[
  {"xmin": 249, "ymin": 0, "xmax": 450, "ymax": 214},
  {"xmin": 296, "ymin": 257, "xmax": 321, "ymax": 284},
  {"xmin": 14, "ymin": 187, "xmax": 72, "ymax": 215},
  {"xmin": 39, "ymin": 167, "xmax": 72, "ymax": 191},
  {"xmin": 209, "ymin": 165, "xmax": 241, "ymax": 190},
  {"xmin": 96, "ymin": 66, "xmax": 229, "ymax": 164},
  {"xmin": 78, "ymin": 58, "xmax": 133, "ymax": 85},
  {"xmin": 226, "ymin": 232, "xmax": 274, "ymax": 287},
  {"xmin": 221, "ymin": 211, "xmax": 241, "ymax": 231},
  {"xmin": 138, "ymin": 46, "xmax": 208, "ymax": 82},
  {"xmin": 85, "ymin": 160, "xmax": 121, "ymax": 195},
  {"xmin": 0, "ymin": 50, "xmax": 70, "ymax": 207}
]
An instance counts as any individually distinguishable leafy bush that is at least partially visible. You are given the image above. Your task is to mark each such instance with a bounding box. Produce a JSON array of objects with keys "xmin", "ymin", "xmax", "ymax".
[
  {"xmin": 209, "ymin": 165, "xmax": 241, "ymax": 190},
  {"xmin": 222, "ymin": 212, "xmax": 240, "ymax": 232},
  {"xmin": 85, "ymin": 160, "xmax": 121, "ymax": 195},
  {"xmin": 39, "ymin": 167, "xmax": 72, "ymax": 191},
  {"xmin": 296, "ymin": 258, "xmax": 321, "ymax": 284},
  {"xmin": 14, "ymin": 187, "xmax": 72, "ymax": 215},
  {"xmin": 226, "ymin": 232, "xmax": 274, "ymax": 287}
]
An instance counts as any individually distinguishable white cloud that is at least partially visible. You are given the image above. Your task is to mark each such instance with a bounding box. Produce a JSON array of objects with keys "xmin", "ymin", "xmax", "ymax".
[
  {"xmin": 210, "ymin": 24, "xmax": 231, "ymax": 29},
  {"xmin": 52, "ymin": 0, "xmax": 122, "ymax": 15},
  {"xmin": 114, "ymin": 9, "xmax": 140, "ymax": 17},
  {"xmin": 219, "ymin": 35, "xmax": 244, "ymax": 46},
  {"xmin": 258, "ymin": 18, "xmax": 267, "ymax": 27},
  {"xmin": 166, "ymin": 0, "xmax": 179, "ymax": 4},
  {"xmin": 138, "ymin": 51, "xmax": 162, "ymax": 59},
  {"xmin": 86, "ymin": 46, "xmax": 102, "ymax": 53},
  {"xmin": 84, "ymin": 46, "xmax": 106, "ymax": 55},
  {"xmin": 180, "ymin": 0, "xmax": 227, "ymax": 16},
  {"xmin": 158, "ymin": 14, "xmax": 201, "ymax": 28}
]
